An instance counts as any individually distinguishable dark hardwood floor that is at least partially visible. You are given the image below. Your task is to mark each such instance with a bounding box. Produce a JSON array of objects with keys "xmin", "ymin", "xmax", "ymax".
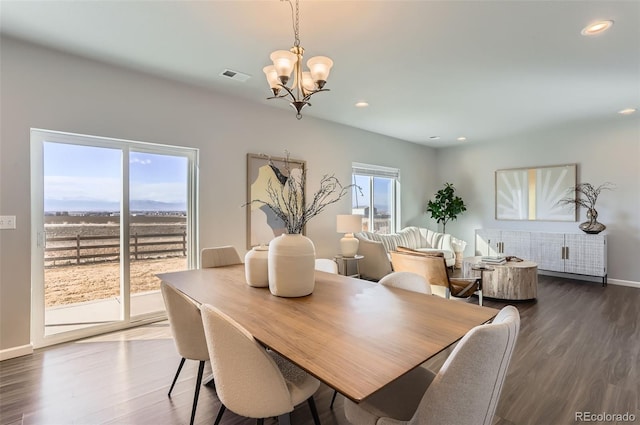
[{"xmin": 1, "ymin": 275, "xmax": 638, "ymax": 425}]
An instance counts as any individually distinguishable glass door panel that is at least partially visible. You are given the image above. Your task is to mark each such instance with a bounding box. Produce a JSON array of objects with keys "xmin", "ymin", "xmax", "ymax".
[
  {"xmin": 129, "ymin": 151, "xmax": 189, "ymax": 318},
  {"xmin": 43, "ymin": 142, "xmax": 123, "ymax": 336}
]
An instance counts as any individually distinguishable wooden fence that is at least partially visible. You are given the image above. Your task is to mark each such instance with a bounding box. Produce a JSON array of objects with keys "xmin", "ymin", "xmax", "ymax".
[{"xmin": 44, "ymin": 232, "xmax": 187, "ymax": 266}]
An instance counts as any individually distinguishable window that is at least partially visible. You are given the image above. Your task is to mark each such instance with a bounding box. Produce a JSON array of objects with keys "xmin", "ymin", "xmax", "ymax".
[{"xmin": 352, "ymin": 163, "xmax": 400, "ymax": 234}]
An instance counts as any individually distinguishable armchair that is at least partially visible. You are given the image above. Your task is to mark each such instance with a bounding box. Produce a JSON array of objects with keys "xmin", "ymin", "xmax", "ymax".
[{"xmin": 390, "ymin": 250, "xmax": 483, "ymax": 305}]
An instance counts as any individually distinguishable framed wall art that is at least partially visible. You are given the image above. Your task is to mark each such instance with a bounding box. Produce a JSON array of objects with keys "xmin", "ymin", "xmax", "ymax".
[
  {"xmin": 495, "ymin": 164, "xmax": 577, "ymax": 221},
  {"xmin": 246, "ymin": 153, "xmax": 306, "ymax": 248}
]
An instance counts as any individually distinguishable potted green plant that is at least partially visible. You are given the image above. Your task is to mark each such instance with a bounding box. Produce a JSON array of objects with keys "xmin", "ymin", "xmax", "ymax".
[
  {"xmin": 426, "ymin": 182, "xmax": 466, "ymax": 234},
  {"xmin": 558, "ymin": 182, "xmax": 614, "ymax": 234}
]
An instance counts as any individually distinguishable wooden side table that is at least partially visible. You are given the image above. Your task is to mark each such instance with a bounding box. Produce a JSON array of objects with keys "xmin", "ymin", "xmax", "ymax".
[
  {"xmin": 334, "ymin": 255, "xmax": 364, "ymax": 278},
  {"xmin": 463, "ymin": 256, "xmax": 538, "ymax": 300}
]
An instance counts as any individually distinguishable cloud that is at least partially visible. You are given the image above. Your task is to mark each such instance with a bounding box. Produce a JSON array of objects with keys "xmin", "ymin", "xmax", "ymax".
[{"xmin": 130, "ymin": 157, "xmax": 151, "ymax": 165}]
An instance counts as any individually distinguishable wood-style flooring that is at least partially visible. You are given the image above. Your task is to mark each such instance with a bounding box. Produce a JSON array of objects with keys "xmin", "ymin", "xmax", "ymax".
[{"xmin": 1, "ymin": 275, "xmax": 639, "ymax": 425}]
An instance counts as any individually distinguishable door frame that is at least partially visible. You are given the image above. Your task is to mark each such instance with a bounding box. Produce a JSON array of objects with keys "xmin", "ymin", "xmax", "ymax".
[{"xmin": 30, "ymin": 128, "xmax": 199, "ymax": 348}]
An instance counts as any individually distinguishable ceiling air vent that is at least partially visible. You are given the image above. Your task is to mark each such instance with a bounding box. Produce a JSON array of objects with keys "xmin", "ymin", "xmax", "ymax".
[{"xmin": 219, "ymin": 69, "xmax": 251, "ymax": 82}]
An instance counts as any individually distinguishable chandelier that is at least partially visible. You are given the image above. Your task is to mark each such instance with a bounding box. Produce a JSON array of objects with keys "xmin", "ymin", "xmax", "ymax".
[{"xmin": 262, "ymin": 0, "xmax": 333, "ymax": 119}]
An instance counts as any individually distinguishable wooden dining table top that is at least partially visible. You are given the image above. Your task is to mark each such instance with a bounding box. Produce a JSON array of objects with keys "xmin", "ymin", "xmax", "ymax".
[{"xmin": 157, "ymin": 264, "xmax": 498, "ymax": 402}]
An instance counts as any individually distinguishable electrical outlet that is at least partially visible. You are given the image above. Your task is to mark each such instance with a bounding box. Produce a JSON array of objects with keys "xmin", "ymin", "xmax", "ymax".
[{"xmin": 0, "ymin": 216, "xmax": 16, "ymax": 229}]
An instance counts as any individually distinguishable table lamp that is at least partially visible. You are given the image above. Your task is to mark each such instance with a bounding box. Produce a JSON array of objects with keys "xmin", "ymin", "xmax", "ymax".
[{"xmin": 336, "ymin": 214, "xmax": 363, "ymax": 257}]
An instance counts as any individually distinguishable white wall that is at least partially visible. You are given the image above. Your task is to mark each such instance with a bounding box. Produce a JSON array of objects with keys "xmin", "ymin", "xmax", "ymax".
[
  {"xmin": 434, "ymin": 117, "xmax": 640, "ymax": 283},
  {"xmin": 0, "ymin": 37, "xmax": 439, "ymax": 352},
  {"xmin": 2, "ymin": 36, "xmax": 639, "ymax": 355}
]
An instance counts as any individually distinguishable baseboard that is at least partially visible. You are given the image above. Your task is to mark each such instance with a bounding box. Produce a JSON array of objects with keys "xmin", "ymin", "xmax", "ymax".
[
  {"xmin": 538, "ymin": 270, "xmax": 639, "ymax": 289},
  {"xmin": 607, "ymin": 278, "xmax": 640, "ymax": 289},
  {"xmin": 0, "ymin": 344, "xmax": 34, "ymax": 361}
]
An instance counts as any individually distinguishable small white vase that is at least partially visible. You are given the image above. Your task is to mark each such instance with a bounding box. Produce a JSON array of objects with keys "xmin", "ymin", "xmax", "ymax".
[
  {"xmin": 268, "ymin": 233, "xmax": 316, "ymax": 297},
  {"xmin": 244, "ymin": 245, "xmax": 269, "ymax": 287}
]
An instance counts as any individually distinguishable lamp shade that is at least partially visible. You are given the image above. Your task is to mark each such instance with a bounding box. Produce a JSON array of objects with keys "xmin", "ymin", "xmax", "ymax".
[
  {"xmin": 307, "ymin": 56, "xmax": 333, "ymax": 82},
  {"xmin": 270, "ymin": 50, "xmax": 298, "ymax": 82},
  {"xmin": 336, "ymin": 214, "xmax": 363, "ymax": 234},
  {"xmin": 263, "ymin": 65, "xmax": 280, "ymax": 89}
]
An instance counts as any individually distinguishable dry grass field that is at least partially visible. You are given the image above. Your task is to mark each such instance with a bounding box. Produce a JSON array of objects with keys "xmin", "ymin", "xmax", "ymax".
[
  {"xmin": 43, "ymin": 215, "xmax": 188, "ymax": 306},
  {"xmin": 44, "ymin": 257, "xmax": 187, "ymax": 307}
]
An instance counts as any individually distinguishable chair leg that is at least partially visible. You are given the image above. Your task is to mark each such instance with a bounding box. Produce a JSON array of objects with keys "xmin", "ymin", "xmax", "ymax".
[
  {"xmin": 213, "ymin": 404, "xmax": 226, "ymax": 425},
  {"xmin": 189, "ymin": 360, "xmax": 205, "ymax": 425},
  {"xmin": 307, "ymin": 396, "xmax": 321, "ymax": 425},
  {"xmin": 478, "ymin": 289, "xmax": 483, "ymax": 306},
  {"xmin": 329, "ymin": 389, "xmax": 338, "ymax": 409},
  {"xmin": 445, "ymin": 288, "xmax": 451, "ymax": 299},
  {"xmin": 168, "ymin": 357, "xmax": 186, "ymax": 397}
]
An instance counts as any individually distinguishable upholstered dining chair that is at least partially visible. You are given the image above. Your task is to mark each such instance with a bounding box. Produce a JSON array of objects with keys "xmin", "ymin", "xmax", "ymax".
[
  {"xmin": 379, "ymin": 271, "xmax": 433, "ymax": 295},
  {"xmin": 160, "ymin": 281, "xmax": 210, "ymax": 425},
  {"xmin": 344, "ymin": 305, "xmax": 520, "ymax": 425},
  {"xmin": 315, "ymin": 258, "xmax": 339, "ymax": 274},
  {"xmin": 200, "ymin": 304, "xmax": 322, "ymax": 425},
  {"xmin": 200, "ymin": 246, "xmax": 242, "ymax": 268},
  {"xmin": 390, "ymin": 249, "xmax": 483, "ymax": 305}
]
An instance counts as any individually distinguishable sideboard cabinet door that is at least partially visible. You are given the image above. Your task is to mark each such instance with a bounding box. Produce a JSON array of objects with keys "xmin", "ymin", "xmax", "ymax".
[
  {"xmin": 564, "ymin": 234, "xmax": 607, "ymax": 277},
  {"xmin": 530, "ymin": 232, "xmax": 565, "ymax": 272}
]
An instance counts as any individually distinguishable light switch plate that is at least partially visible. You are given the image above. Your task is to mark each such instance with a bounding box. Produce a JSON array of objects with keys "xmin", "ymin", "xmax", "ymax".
[{"xmin": 0, "ymin": 216, "xmax": 16, "ymax": 229}]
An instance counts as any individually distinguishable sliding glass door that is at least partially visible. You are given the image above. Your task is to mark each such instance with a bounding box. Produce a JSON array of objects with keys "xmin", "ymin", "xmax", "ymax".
[{"xmin": 31, "ymin": 129, "xmax": 198, "ymax": 348}]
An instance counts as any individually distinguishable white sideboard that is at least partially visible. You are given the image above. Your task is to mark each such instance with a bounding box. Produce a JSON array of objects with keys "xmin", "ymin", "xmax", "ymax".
[{"xmin": 476, "ymin": 229, "xmax": 607, "ymax": 285}]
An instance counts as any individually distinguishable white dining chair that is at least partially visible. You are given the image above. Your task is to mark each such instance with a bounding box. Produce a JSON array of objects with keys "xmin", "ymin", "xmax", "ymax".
[
  {"xmin": 161, "ymin": 281, "xmax": 210, "ymax": 425},
  {"xmin": 200, "ymin": 304, "xmax": 322, "ymax": 425},
  {"xmin": 200, "ymin": 246, "xmax": 242, "ymax": 268},
  {"xmin": 315, "ymin": 258, "xmax": 338, "ymax": 274},
  {"xmin": 344, "ymin": 305, "xmax": 520, "ymax": 425},
  {"xmin": 379, "ymin": 271, "xmax": 432, "ymax": 295}
]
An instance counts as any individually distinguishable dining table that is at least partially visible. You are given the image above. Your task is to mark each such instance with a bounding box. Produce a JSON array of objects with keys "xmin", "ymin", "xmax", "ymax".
[{"xmin": 157, "ymin": 264, "xmax": 498, "ymax": 403}]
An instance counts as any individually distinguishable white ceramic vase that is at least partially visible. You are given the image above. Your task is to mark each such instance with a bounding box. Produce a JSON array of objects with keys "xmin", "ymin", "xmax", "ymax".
[
  {"xmin": 244, "ymin": 245, "xmax": 269, "ymax": 287},
  {"xmin": 268, "ymin": 233, "xmax": 316, "ymax": 297}
]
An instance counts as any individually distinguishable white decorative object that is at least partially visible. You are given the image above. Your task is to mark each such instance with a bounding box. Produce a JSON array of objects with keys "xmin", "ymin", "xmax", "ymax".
[
  {"xmin": 244, "ymin": 245, "xmax": 269, "ymax": 287},
  {"xmin": 268, "ymin": 234, "xmax": 316, "ymax": 297},
  {"xmin": 451, "ymin": 237, "xmax": 468, "ymax": 269},
  {"xmin": 336, "ymin": 214, "xmax": 363, "ymax": 257}
]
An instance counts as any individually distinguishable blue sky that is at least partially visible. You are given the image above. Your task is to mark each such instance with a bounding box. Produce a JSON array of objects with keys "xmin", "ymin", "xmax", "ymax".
[{"xmin": 44, "ymin": 142, "xmax": 187, "ymax": 208}]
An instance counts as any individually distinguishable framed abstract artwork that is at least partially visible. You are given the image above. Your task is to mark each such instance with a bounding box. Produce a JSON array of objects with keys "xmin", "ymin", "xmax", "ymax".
[
  {"xmin": 246, "ymin": 153, "xmax": 306, "ymax": 248},
  {"xmin": 495, "ymin": 164, "xmax": 577, "ymax": 221}
]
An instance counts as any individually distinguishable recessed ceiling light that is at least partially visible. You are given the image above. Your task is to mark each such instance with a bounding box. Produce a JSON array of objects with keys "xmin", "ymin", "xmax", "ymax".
[
  {"xmin": 355, "ymin": 101, "xmax": 369, "ymax": 108},
  {"xmin": 457, "ymin": 137, "xmax": 467, "ymax": 142},
  {"xmin": 581, "ymin": 20, "xmax": 614, "ymax": 36},
  {"xmin": 618, "ymin": 108, "xmax": 637, "ymax": 115},
  {"xmin": 429, "ymin": 136, "xmax": 440, "ymax": 140}
]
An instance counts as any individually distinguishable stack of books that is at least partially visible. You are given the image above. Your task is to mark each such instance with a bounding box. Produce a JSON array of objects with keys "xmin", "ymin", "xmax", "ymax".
[{"xmin": 481, "ymin": 256, "xmax": 507, "ymax": 265}]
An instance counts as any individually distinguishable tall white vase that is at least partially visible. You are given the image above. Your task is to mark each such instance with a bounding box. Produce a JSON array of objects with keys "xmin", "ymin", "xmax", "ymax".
[{"xmin": 268, "ymin": 233, "xmax": 316, "ymax": 297}]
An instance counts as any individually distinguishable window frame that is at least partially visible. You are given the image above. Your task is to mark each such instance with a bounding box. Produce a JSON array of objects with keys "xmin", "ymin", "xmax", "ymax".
[{"xmin": 352, "ymin": 163, "xmax": 401, "ymax": 234}]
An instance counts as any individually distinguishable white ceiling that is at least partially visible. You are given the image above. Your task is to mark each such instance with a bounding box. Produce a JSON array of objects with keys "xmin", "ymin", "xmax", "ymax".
[{"xmin": 1, "ymin": 0, "xmax": 639, "ymax": 147}]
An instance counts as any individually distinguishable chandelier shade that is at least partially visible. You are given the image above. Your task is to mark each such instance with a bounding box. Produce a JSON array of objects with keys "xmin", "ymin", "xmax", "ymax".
[{"xmin": 263, "ymin": 0, "xmax": 333, "ymax": 119}]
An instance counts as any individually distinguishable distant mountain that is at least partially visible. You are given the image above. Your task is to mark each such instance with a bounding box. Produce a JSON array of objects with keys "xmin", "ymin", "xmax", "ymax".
[{"xmin": 44, "ymin": 199, "xmax": 186, "ymax": 212}]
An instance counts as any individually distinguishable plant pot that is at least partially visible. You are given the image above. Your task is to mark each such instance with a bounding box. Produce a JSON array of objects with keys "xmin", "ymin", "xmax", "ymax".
[{"xmin": 268, "ymin": 233, "xmax": 316, "ymax": 297}]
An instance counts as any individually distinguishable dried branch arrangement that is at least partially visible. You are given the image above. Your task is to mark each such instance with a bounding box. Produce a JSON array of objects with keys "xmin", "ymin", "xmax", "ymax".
[
  {"xmin": 558, "ymin": 182, "xmax": 615, "ymax": 211},
  {"xmin": 247, "ymin": 152, "xmax": 359, "ymax": 234}
]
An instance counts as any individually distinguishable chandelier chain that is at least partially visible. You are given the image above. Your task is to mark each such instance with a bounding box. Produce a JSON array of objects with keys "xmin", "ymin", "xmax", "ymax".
[{"xmin": 286, "ymin": 0, "xmax": 301, "ymax": 47}]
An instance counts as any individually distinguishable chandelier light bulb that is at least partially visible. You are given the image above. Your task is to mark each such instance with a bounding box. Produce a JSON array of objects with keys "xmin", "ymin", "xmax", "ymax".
[
  {"xmin": 270, "ymin": 50, "xmax": 298, "ymax": 84},
  {"xmin": 301, "ymin": 71, "xmax": 316, "ymax": 94},
  {"xmin": 307, "ymin": 56, "xmax": 334, "ymax": 89},
  {"xmin": 263, "ymin": 65, "xmax": 281, "ymax": 95}
]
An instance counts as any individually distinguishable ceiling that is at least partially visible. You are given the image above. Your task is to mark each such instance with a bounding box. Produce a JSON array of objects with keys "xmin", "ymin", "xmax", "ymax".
[{"xmin": 1, "ymin": 1, "xmax": 639, "ymax": 148}]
